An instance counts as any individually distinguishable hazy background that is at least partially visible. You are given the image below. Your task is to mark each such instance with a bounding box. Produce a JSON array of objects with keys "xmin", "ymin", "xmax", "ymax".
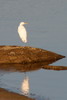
[{"xmin": 0, "ymin": 1, "xmax": 67, "ymax": 100}]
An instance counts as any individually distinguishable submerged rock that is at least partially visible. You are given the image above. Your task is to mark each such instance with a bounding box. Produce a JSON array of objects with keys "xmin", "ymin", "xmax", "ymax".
[{"xmin": 0, "ymin": 46, "xmax": 65, "ymax": 64}]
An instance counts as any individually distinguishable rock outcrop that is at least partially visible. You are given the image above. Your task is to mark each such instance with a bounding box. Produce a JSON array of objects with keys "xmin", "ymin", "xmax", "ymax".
[{"xmin": 0, "ymin": 46, "xmax": 65, "ymax": 64}]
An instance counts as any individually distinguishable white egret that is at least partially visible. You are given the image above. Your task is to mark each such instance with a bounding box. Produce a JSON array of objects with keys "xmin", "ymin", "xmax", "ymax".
[{"xmin": 18, "ymin": 22, "xmax": 28, "ymax": 43}]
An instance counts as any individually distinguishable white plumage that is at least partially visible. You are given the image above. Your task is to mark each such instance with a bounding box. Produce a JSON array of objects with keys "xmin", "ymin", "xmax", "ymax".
[{"xmin": 18, "ymin": 22, "xmax": 28, "ymax": 43}]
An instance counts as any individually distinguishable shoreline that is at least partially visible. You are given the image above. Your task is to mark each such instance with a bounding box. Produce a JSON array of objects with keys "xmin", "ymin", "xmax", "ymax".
[{"xmin": 0, "ymin": 88, "xmax": 34, "ymax": 100}]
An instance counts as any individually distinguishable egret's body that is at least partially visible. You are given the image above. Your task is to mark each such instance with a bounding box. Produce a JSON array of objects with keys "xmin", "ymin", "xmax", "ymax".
[{"xmin": 18, "ymin": 22, "xmax": 28, "ymax": 43}]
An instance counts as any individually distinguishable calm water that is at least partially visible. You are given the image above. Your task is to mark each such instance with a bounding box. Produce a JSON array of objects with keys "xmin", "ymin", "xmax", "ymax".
[
  {"xmin": 0, "ymin": 68, "xmax": 67, "ymax": 100},
  {"xmin": 0, "ymin": 0, "xmax": 67, "ymax": 100}
]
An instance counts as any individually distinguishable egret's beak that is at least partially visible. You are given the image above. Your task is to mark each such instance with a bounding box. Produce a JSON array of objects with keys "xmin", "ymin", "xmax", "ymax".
[{"xmin": 24, "ymin": 22, "xmax": 28, "ymax": 24}]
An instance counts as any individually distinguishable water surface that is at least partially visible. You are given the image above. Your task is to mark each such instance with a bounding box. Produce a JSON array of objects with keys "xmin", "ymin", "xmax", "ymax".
[{"xmin": 0, "ymin": 64, "xmax": 67, "ymax": 100}]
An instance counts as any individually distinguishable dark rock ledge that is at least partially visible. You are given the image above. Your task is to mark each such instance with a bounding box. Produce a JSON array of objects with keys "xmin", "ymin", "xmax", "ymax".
[{"xmin": 0, "ymin": 45, "xmax": 65, "ymax": 64}]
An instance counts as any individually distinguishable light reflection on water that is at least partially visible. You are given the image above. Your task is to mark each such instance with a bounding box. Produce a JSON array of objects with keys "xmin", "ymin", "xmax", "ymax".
[
  {"xmin": 21, "ymin": 73, "xmax": 30, "ymax": 96},
  {"xmin": 0, "ymin": 64, "xmax": 67, "ymax": 100},
  {"xmin": 0, "ymin": 68, "xmax": 49, "ymax": 100}
]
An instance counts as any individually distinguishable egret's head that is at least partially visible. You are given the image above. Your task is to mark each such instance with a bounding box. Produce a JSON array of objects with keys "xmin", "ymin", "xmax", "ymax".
[{"xmin": 20, "ymin": 22, "xmax": 28, "ymax": 26}]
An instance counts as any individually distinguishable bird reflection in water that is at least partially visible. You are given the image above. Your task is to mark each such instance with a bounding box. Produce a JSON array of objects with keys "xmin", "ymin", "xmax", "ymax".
[{"xmin": 21, "ymin": 73, "xmax": 30, "ymax": 96}]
